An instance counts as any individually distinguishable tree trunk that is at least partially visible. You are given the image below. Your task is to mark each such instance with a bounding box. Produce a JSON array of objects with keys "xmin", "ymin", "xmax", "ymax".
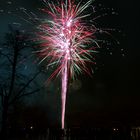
[
  {"xmin": 8, "ymin": 48, "xmax": 18, "ymax": 98},
  {"xmin": 1, "ymin": 44, "xmax": 18, "ymax": 140},
  {"xmin": 1, "ymin": 96, "xmax": 9, "ymax": 140}
]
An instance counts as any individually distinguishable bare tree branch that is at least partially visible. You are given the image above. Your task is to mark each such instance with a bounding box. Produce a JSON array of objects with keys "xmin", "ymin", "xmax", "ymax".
[
  {"xmin": 8, "ymin": 47, "xmax": 18, "ymax": 98},
  {"xmin": 9, "ymin": 88, "xmax": 41, "ymax": 105},
  {"xmin": 16, "ymin": 71, "xmax": 41, "ymax": 96},
  {"xmin": 0, "ymin": 52, "xmax": 13, "ymax": 65}
]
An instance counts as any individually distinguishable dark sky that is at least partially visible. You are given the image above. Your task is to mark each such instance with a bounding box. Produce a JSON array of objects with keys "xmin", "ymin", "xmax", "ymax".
[{"xmin": 0, "ymin": 0, "xmax": 140, "ymax": 127}]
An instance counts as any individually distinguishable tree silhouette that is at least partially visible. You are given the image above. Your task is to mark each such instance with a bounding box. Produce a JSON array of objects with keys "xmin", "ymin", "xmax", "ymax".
[{"xmin": 0, "ymin": 24, "xmax": 43, "ymax": 140}]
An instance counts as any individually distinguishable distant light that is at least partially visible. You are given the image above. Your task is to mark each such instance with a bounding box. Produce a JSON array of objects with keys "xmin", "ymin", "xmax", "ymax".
[
  {"xmin": 30, "ymin": 126, "xmax": 33, "ymax": 129},
  {"xmin": 7, "ymin": 1, "xmax": 12, "ymax": 4},
  {"xmin": 113, "ymin": 128, "xmax": 119, "ymax": 131}
]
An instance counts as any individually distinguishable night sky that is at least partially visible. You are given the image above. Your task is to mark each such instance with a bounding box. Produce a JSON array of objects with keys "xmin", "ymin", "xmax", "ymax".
[{"xmin": 0, "ymin": 0, "xmax": 140, "ymax": 128}]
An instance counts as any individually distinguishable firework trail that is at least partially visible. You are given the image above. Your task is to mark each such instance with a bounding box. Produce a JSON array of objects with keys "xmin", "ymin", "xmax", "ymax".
[{"xmin": 37, "ymin": 0, "xmax": 99, "ymax": 129}]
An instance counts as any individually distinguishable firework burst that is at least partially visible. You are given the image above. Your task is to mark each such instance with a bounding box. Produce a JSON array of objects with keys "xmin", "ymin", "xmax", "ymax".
[
  {"xmin": 37, "ymin": 0, "xmax": 98, "ymax": 79},
  {"xmin": 37, "ymin": 0, "xmax": 99, "ymax": 129}
]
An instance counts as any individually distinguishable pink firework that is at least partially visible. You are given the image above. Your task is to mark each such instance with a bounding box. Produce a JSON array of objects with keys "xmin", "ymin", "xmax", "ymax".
[{"xmin": 37, "ymin": 0, "xmax": 99, "ymax": 129}]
